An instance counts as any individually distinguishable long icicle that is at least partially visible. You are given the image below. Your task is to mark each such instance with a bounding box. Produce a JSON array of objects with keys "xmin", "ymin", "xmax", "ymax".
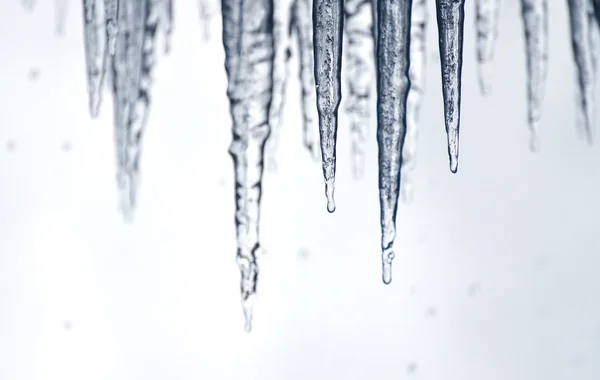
[
  {"xmin": 435, "ymin": 0, "xmax": 465, "ymax": 173},
  {"xmin": 111, "ymin": 0, "xmax": 151, "ymax": 220},
  {"xmin": 520, "ymin": 0, "xmax": 548, "ymax": 152},
  {"xmin": 313, "ymin": 0, "xmax": 343, "ymax": 213},
  {"xmin": 400, "ymin": 0, "xmax": 428, "ymax": 204},
  {"xmin": 568, "ymin": 0, "xmax": 595, "ymax": 143},
  {"xmin": 265, "ymin": 0, "xmax": 294, "ymax": 172},
  {"xmin": 475, "ymin": 0, "xmax": 500, "ymax": 95},
  {"xmin": 344, "ymin": 0, "xmax": 375, "ymax": 180},
  {"xmin": 292, "ymin": 0, "xmax": 321, "ymax": 160},
  {"xmin": 377, "ymin": 0, "xmax": 412, "ymax": 285},
  {"xmin": 222, "ymin": 0, "xmax": 275, "ymax": 332},
  {"xmin": 83, "ymin": 0, "xmax": 108, "ymax": 118}
]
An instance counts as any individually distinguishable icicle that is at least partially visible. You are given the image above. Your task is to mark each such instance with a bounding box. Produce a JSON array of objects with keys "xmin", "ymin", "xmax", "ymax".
[
  {"xmin": 343, "ymin": 0, "xmax": 375, "ymax": 180},
  {"xmin": 376, "ymin": 0, "xmax": 412, "ymax": 285},
  {"xmin": 155, "ymin": 0, "xmax": 173, "ymax": 54},
  {"xmin": 520, "ymin": 0, "xmax": 548, "ymax": 152},
  {"xmin": 291, "ymin": 0, "xmax": 320, "ymax": 160},
  {"xmin": 83, "ymin": 0, "xmax": 107, "ymax": 118},
  {"xmin": 221, "ymin": 0, "xmax": 275, "ymax": 332},
  {"xmin": 54, "ymin": 0, "xmax": 68, "ymax": 36},
  {"xmin": 198, "ymin": 0, "xmax": 216, "ymax": 42},
  {"xmin": 313, "ymin": 0, "xmax": 343, "ymax": 213},
  {"xmin": 105, "ymin": 0, "xmax": 119, "ymax": 55},
  {"xmin": 475, "ymin": 0, "xmax": 500, "ymax": 95},
  {"xmin": 568, "ymin": 0, "xmax": 595, "ymax": 143},
  {"xmin": 112, "ymin": 0, "xmax": 156, "ymax": 220},
  {"xmin": 21, "ymin": 0, "xmax": 35, "ymax": 12},
  {"xmin": 435, "ymin": 0, "xmax": 465, "ymax": 173},
  {"xmin": 265, "ymin": 0, "xmax": 294, "ymax": 172},
  {"xmin": 401, "ymin": 0, "xmax": 428, "ymax": 204}
]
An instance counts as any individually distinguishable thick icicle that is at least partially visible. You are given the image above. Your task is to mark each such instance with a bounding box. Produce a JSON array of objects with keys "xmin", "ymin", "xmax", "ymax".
[
  {"xmin": 344, "ymin": 0, "xmax": 375, "ymax": 180},
  {"xmin": 475, "ymin": 0, "xmax": 500, "ymax": 95},
  {"xmin": 83, "ymin": 0, "xmax": 107, "ymax": 118},
  {"xmin": 111, "ymin": 0, "xmax": 155, "ymax": 220},
  {"xmin": 520, "ymin": 0, "xmax": 548, "ymax": 152},
  {"xmin": 54, "ymin": 0, "xmax": 68, "ymax": 36},
  {"xmin": 435, "ymin": 0, "xmax": 465, "ymax": 173},
  {"xmin": 265, "ymin": 0, "xmax": 294, "ymax": 172},
  {"xmin": 221, "ymin": 0, "xmax": 275, "ymax": 332},
  {"xmin": 292, "ymin": 0, "xmax": 320, "ymax": 160},
  {"xmin": 105, "ymin": 0, "xmax": 119, "ymax": 55},
  {"xmin": 568, "ymin": 0, "xmax": 596, "ymax": 143},
  {"xmin": 313, "ymin": 0, "xmax": 343, "ymax": 213},
  {"xmin": 377, "ymin": 0, "xmax": 412, "ymax": 285},
  {"xmin": 401, "ymin": 0, "xmax": 428, "ymax": 204}
]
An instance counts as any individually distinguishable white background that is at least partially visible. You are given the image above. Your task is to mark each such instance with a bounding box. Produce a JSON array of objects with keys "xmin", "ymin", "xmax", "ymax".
[{"xmin": 1, "ymin": 0, "xmax": 599, "ymax": 379}]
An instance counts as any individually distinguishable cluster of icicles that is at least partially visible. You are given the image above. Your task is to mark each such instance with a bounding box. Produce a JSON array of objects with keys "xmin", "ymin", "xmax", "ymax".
[{"xmin": 23, "ymin": 0, "xmax": 600, "ymax": 331}]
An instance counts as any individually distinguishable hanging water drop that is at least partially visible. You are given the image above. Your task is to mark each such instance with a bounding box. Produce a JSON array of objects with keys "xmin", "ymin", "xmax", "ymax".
[
  {"xmin": 313, "ymin": 0, "xmax": 343, "ymax": 212},
  {"xmin": 376, "ymin": 0, "xmax": 412, "ymax": 285},
  {"xmin": 435, "ymin": 0, "xmax": 466, "ymax": 173}
]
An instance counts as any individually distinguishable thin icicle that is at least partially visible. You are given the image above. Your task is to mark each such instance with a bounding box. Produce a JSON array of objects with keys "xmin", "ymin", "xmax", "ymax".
[
  {"xmin": 111, "ymin": 0, "xmax": 153, "ymax": 220},
  {"xmin": 198, "ymin": 0, "xmax": 217, "ymax": 42},
  {"xmin": 475, "ymin": 0, "xmax": 500, "ymax": 95},
  {"xmin": 222, "ymin": 0, "xmax": 275, "ymax": 333},
  {"xmin": 54, "ymin": 0, "xmax": 68, "ymax": 36},
  {"xmin": 401, "ymin": 0, "xmax": 428, "ymax": 204},
  {"xmin": 314, "ymin": 0, "xmax": 343, "ymax": 213},
  {"xmin": 520, "ymin": 0, "xmax": 548, "ymax": 152},
  {"xmin": 83, "ymin": 0, "xmax": 107, "ymax": 118},
  {"xmin": 344, "ymin": 0, "xmax": 375, "ymax": 180},
  {"xmin": 435, "ymin": 0, "xmax": 465, "ymax": 173},
  {"xmin": 377, "ymin": 0, "xmax": 412, "ymax": 285},
  {"xmin": 568, "ymin": 0, "xmax": 596, "ymax": 143},
  {"xmin": 155, "ymin": 0, "xmax": 173, "ymax": 53},
  {"xmin": 291, "ymin": 0, "xmax": 320, "ymax": 160},
  {"xmin": 265, "ymin": 0, "xmax": 294, "ymax": 172},
  {"xmin": 105, "ymin": 0, "xmax": 119, "ymax": 55}
]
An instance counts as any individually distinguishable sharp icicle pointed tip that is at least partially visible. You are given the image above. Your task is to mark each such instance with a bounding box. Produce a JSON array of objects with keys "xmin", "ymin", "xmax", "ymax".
[
  {"xmin": 436, "ymin": 0, "xmax": 466, "ymax": 173},
  {"xmin": 326, "ymin": 182, "xmax": 336, "ymax": 213},
  {"xmin": 382, "ymin": 249, "xmax": 394, "ymax": 285}
]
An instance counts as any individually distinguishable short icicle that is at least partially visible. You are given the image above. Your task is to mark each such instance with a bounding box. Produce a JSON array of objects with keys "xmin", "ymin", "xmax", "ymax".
[
  {"xmin": 520, "ymin": 0, "xmax": 548, "ymax": 152},
  {"xmin": 400, "ymin": 0, "xmax": 428, "ymax": 204},
  {"xmin": 265, "ymin": 0, "xmax": 294, "ymax": 172},
  {"xmin": 83, "ymin": 0, "xmax": 108, "ymax": 118},
  {"xmin": 292, "ymin": 0, "xmax": 321, "ymax": 160},
  {"xmin": 475, "ymin": 0, "xmax": 500, "ymax": 95},
  {"xmin": 568, "ymin": 0, "xmax": 596, "ymax": 143}
]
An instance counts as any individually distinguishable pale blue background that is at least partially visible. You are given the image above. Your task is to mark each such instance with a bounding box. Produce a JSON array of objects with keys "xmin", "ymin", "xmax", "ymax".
[{"xmin": 0, "ymin": 0, "xmax": 599, "ymax": 379}]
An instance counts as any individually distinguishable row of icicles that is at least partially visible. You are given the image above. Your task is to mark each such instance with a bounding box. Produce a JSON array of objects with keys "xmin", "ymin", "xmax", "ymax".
[{"xmin": 22, "ymin": 0, "xmax": 600, "ymax": 331}]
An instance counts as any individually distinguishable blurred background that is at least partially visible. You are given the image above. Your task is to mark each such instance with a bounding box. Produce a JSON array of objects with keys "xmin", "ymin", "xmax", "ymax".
[{"xmin": 1, "ymin": 0, "xmax": 600, "ymax": 379}]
